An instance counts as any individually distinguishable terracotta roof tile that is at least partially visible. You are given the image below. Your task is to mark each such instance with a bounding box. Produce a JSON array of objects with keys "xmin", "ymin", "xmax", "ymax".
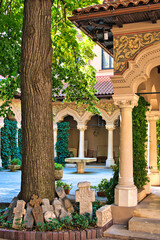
[
  {"xmin": 73, "ymin": 0, "xmax": 160, "ymax": 15},
  {"xmin": 56, "ymin": 75, "xmax": 113, "ymax": 98}
]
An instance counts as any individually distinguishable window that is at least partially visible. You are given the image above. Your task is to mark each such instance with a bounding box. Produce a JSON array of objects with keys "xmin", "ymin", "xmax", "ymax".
[{"xmin": 102, "ymin": 49, "xmax": 113, "ymax": 69}]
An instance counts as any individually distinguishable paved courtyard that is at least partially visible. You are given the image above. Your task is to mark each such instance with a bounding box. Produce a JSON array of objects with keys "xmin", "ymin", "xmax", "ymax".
[{"xmin": 0, "ymin": 166, "xmax": 113, "ymax": 203}]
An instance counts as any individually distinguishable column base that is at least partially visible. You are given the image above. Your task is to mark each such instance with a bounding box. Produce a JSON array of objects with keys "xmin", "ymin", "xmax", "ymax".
[
  {"xmin": 106, "ymin": 158, "xmax": 115, "ymax": 167},
  {"xmin": 144, "ymin": 176, "xmax": 151, "ymax": 194},
  {"xmin": 149, "ymin": 172, "xmax": 160, "ymax": 186},
  {"xmin": 115, "ymin": 185, "xmax": 137, "ymax": 207}
]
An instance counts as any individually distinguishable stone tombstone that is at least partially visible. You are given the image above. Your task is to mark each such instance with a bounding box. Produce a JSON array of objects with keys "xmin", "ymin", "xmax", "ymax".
[
  {"xmin": 52, "ymin": 198, "xmax": 63, "ymax": 219},
  {"xmin": 12, "ymin": 200, "xmax": 26, "ymax": 229},
  {"xmin": 96, "ymin": 205, "xmax": 112, "ymax": 227},
  {"xmin": 44, "ymin": 211, "xmax": 56, "ymax": 222},
  {"xmin": 56, "ymin": 187, "xmax": 74, "ymax": 213},
  {"xmin": 75, "ymin": 181, "xmax": 95, "ymax": 215},
  {"xmin": 42, "ymin": 198, "xmax": 54, "ymax": 213},
  {"xmin": 3, "ymin": 197, "xmax": 18, "ymax": 222},
  {"xmin": 23, "ymin": 203, "xmax": 34, "ymax": 229},
  {"xmin": 59, "ymin": 208, "xmax": 71, "ymax": 219},
  {"xmin": 29, "ymin": 194, "xmax": 43, "ymax": 225},
  {"xmin": 56, "ymin": 187, "xmax": 66, "ymax": 199},
  {"xmin": 63, "ymin": 198, "xmax": 74, "ymax": 213}
]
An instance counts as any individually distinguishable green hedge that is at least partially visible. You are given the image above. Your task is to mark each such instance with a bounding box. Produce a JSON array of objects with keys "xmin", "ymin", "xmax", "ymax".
[{"xmin": 55, "ymin": 122, "xmax": 70, "ymax": 166}]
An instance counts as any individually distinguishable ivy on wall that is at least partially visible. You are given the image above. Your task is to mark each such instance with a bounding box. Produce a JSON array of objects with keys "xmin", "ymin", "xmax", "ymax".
[
  {"xmin": 1, "ymin": 119, "xmax": 21, "ymax": 168},
  {"xmin": 18, "ymin": 127, "xmax": 22, "ymax": 157},
  {"xmin": 1, "ymin": 119, "xmax": 11, "ymax": 168},
  {"xmin": 55, "ymin": 122, "xmax": 70, "ymax": 166},
  {"xmin": 132, "ymin": 96, "xmax": 150, "ymax": 190}
]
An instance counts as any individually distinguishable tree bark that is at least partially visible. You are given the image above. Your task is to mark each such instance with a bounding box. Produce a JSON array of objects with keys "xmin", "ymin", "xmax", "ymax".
[{"xmin": 20, "ymin": 0, "xmax": 55, "ymax": 202}]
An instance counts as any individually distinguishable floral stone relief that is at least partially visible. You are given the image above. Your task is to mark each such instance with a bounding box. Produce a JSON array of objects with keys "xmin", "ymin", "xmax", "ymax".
[
  {"xmin": 53, "ymin": 102, "xmax": 118, "ymax": 118},
  {"xmin": 114, "ymin": 31, "xmax": 160, "ymax": 74}
]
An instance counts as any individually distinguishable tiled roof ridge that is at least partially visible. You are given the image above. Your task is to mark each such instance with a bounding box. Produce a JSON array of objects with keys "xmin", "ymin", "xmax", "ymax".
[{"xmin": 73, "ymin": 0, "xmax": 160, "ymax": 15}]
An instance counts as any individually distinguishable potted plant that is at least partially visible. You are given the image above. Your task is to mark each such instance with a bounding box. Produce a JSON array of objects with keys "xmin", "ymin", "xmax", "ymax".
[
  {"xmin": 8, "ymin": 158, "xmax": 22, "ymax": 172},
  {"xmin": 91, "ymin": 179, "xmax": 110, "ymax": 197},
  {"xmin": 55, "ymin": 163, "xmax": 63, "ymax": 180},
  {"xmin": 56, "ymin": 180, "xmax": 73, "ymax": 194}
]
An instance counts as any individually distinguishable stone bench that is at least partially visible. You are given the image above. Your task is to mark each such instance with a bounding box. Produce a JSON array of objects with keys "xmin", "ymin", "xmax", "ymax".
[{"xmin": 65, "ymin": 157, "xmax": 96, "ymax": 173}]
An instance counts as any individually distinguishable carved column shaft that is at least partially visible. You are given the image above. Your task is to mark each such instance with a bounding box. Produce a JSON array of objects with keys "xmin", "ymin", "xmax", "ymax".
[
  {"xmin": 77, "ymin": 125, "xmax": 87, "ymax": 158},
  {"xmin": 106, "ymin": 124, "xmax": 115, "ymax": 167},
  {"xmin": 113, "ymin": 94, "xmax": 139, "ymax": 207}
]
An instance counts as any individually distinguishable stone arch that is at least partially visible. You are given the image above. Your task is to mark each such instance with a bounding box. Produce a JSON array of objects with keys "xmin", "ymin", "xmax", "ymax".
[
  {"xmin": 99, "ymin": 108, "xmax": 120, "ymax": 124},
  {"xmin": 54, "ymin": 106, "xmax": 81, "ymax": 124},
  {"xmin": 123, "ymin": 43, "xmax": 160, "ymax": 93}
]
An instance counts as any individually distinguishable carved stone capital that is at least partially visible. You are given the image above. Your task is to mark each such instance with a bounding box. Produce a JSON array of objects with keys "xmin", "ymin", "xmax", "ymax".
[
  {"xmin": 146, "ymin": 111, "xmax": 160, "ymax": 122},
  {"xmin": 77, "ymin": 125, "xmax": 87, "ymax": 131},
  {"xmin": 105, "ymin": 124, "xmax": 115, "ymax": 131},
  {"xmin": 113, "ymin": 94, "xmax": 139, "ymax": 109}
]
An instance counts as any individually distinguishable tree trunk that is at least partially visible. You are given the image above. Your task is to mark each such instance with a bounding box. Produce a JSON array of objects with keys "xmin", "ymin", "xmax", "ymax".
[{"xmin": 20, "ymin": 0, "xmax": 55, "ymax": 202}]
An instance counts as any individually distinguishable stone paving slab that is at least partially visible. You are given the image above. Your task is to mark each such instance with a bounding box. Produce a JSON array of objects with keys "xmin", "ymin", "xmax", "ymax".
[
  {"xmin": 0, "ymin": 167, "xmax": 113, "ymax": 203},
  {"xmin": 104, "ymin": 224, "xmax": 160, "ymax": 240}
]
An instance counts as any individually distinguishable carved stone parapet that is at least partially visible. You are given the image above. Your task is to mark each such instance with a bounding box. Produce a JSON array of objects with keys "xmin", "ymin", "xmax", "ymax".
[
  {"xmin": 113, "ymin": 94, "xmax": 139, "ymax": 109},
  {"xmin": 96, "ymin": 205, "xmax": 112, "ymax": 228}
]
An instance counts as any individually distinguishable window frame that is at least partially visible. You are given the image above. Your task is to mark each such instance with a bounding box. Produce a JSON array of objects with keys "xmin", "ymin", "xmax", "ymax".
[{"xmin": 102, "ymin": 49, "xmax": 113, "ymax": 70}]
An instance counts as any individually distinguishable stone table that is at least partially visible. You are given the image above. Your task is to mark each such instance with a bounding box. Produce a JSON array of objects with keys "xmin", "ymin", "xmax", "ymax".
[{"xmin": 65, "ymin": 157, "xmax": 96, "ymax": 174}]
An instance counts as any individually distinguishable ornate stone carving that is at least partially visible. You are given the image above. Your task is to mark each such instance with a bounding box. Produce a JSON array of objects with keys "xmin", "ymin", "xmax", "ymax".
[
  {"xmin": 114, "ymin": 31, "xmax": 160, "ymax": 74},
  {"xmin": 98, "ymin": 102, "xmax": 119, "ymax": 116},
  {"xmin": 75, "ymin": 181, "xmax": 95, "ymax": 215},
  {"xmin": 113, "ymin": 94, "xmax": 139, "ymax": 109},
  {"xmin": 96, "ymin": 205, "xmax": 112, "ymax": 228},
  {"xmin": 53, "ymin": 103, "xmax": 86, "ymax": 117},
  {"xmin": 53, "ymin": 104, "xmax": 66, "ymax": 116}
]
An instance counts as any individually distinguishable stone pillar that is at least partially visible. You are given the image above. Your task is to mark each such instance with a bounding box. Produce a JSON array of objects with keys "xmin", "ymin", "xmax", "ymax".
[
  {"xmin": 53, "ymin": 125, "xmax": 58, "ymax": 158},
  {"xmin": 77, "ymin": 125, "xmax": 87, "ymax": 158},
  {"xmin": 106, "ymin": 124, "xmax": 115, "ymax": 167},
  {"xmin": 113, "ymin": 94, "xmax": 139, "ymax": 207},
  {"xmin": 147, "ymin": 111, "xmax": 160, "ymax": 185},
  {"xmin": 0, "ymin": 117, "xmax": 4, "ymax": 168}
]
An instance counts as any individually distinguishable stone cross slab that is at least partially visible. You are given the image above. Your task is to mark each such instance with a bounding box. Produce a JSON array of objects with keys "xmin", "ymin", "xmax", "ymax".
[
  {"xmin": 12, "ymin": 200, "xmax": 26, "ymax": 229},
  {"xmin": 42, "ymin": 199, "xmax": 54, "ymax": 213},
  {"xmin": 75, "ymin": 181, "xmax": 95, "ymax": 215}
]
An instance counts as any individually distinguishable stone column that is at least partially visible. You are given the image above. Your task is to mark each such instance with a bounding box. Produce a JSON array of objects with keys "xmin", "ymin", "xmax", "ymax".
[
  {"xmin": 0, "ymin": 117, "xmax": 4, "ymax": 168},
  {"xmin": 147, "ymin": 111, "xmax": 160, "ymax": 185},
  {"xmin": 113, "ymin": 94, "xmax": 139, "ymax": 207},
  {"xmin": 77, "ymin": 125, "xmax": 87, "ymax": 158},
  {"xmin": 53, "ymin": 125, "xmax": 58, "ymax": 158},
  {"xmin": 106, "ymin": 124, "xmax": 115, "ymax": 167}
]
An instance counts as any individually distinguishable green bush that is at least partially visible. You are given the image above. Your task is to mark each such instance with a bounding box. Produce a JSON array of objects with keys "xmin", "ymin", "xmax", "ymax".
[
  {"xmin": 56, "ymin": 180, "xmax": 73, "ymax": 190},
  {"xmin": 55, "ymin": 122, "xmax": 70, "ymax": 166},
  {"xmin": 54, "ymin": 163, "xmax": 63, "ymax": 170},
  {"xmin": 11, "ymin": 158, "xmax": 22, "ymax": 166}
]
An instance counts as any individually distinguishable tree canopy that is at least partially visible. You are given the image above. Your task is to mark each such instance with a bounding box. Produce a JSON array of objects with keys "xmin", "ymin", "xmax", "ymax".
[{"xmin": 0, "ymin": 0, "xmax": 102, "ymax": 117}]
